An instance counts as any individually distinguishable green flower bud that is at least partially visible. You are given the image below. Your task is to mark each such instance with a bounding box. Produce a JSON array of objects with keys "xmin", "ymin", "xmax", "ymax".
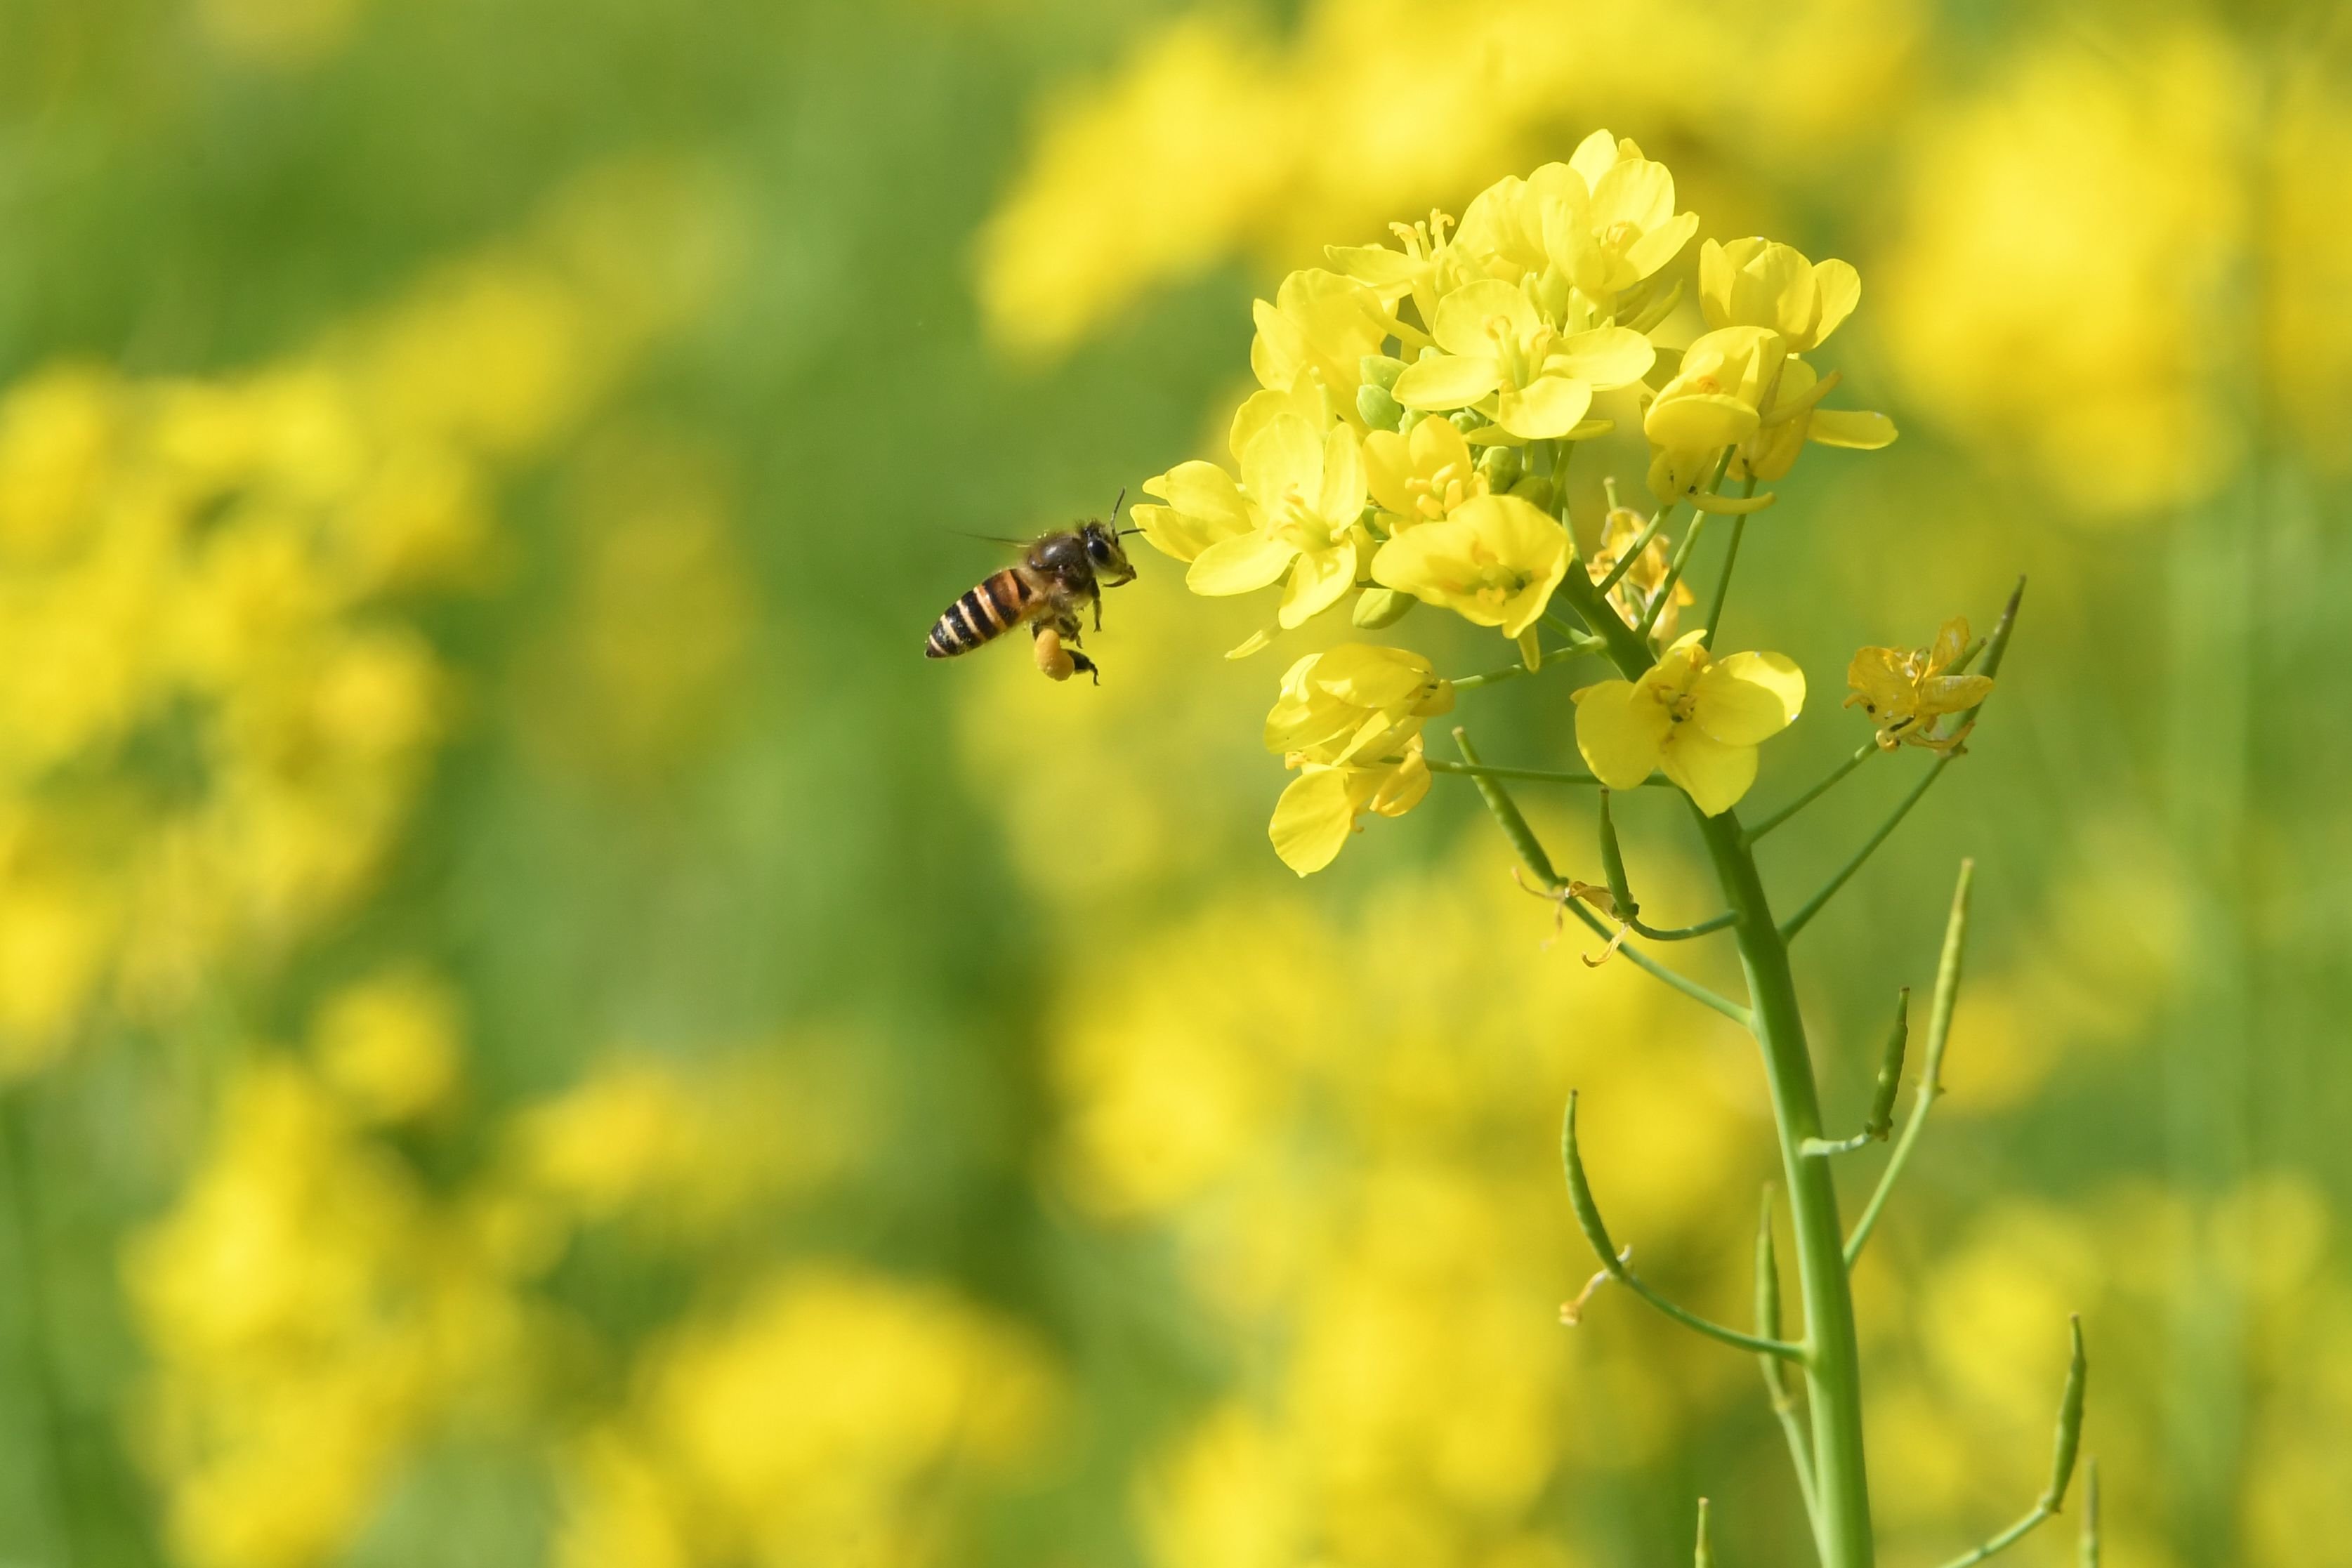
[
  {"xmin": 1356, "ymin": 382, "xmax": 1404, "ymax": 431},
  {"xmin": 1449, "ymin": 409, "xmax": 1485, "ymax": 435},
  {"xmin": 1352, "ymin": 587, "xmax": 1417, "ymax": 629},
  {"xmin": 1360, "ymin": 353, "xmax": 1407, "ymax": 391},
  {"xmin": 1398, "ymin": 407, "xmax": 1431, "ymax": 437},
  {"xmin": 1478, "ymin": 444, "xmax": 1523, "ymax": 491},
  {"xmin": 1509, "ymin": 474, "xmax": 1555, "ymax": 513}
]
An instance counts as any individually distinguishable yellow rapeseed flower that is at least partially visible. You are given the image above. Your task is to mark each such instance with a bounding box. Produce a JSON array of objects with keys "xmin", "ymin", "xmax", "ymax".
[
  {"xmin": 1452, "ymin": 131, "xmax": 1697, "ymax": 302},
  {"xmin": 1572, "ymin": 631, "xmax": 1805, "ymax": 815},
  {"xmin": 1250, "ymin": 268, "xmax": 1391, "ymax": 411},
  {"xmin": 1362, "ymin": 414, "xmax": 1487, "ymax": 527},
  {"xmin": 1846, "ymin": 617, "xmax": 1995, "ymax": 753},
  {"xmin": 1643, "ymin": 324, "xmax": 1786, "ymax": 501},
  {"xmin": 1370, "ymin": 492, "xmax": 1568, "ymax": 638},
  {"xmin": 1265, "ymin": 645, "xmax": 1452, "ymax": 874},
  {"xmin": 1391, "ymin": 280, "xmax": 1652, "ymax": 440},
  {"xmin": 1185, "ymin": 413, "xmax": 1369, "ymax": 628},
  {"xmin": 1699, "ymin": 237, "xmax": 1860, "ymax": 351}
]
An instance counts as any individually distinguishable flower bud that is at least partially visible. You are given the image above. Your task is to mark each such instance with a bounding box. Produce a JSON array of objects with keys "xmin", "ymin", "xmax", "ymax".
[
  {"xmin": 1508, "ymin": 475, "xmax": 1555, "ymax": 513},
  {"xmin": 1478, "ymin": 444, "xmax": 1523, "ymax": 492},
  {"xmin": 1356, "ymin": 382, "xmax": 1404, "ymax": 431},
  {"xmin": 1352, "ymin": 587, "xmax": 1417, "ymax": 629},
  {"xmin": 1359, "ymin": 353, "xmax": 1407, "ymax": 391}
]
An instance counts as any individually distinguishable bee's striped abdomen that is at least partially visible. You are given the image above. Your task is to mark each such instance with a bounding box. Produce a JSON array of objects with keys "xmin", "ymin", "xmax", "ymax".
[{"xmin": 926, "ymin": 569, "xmax": 1036, "ymax": 659}]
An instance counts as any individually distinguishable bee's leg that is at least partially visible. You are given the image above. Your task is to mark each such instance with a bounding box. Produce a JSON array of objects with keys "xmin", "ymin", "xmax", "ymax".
[{"xmin": 1050, "ymin": 609, "xmax": 1099, "ymax": 685}]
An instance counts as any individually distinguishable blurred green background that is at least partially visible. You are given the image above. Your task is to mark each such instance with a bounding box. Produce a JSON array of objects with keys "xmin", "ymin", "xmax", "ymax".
[{"xmin": 0, "ymin": 0, "xmax": 2346, "ymax": 1564}]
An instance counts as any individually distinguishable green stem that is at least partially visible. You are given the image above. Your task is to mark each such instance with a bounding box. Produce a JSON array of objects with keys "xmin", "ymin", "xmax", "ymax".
[
  {"xmin": 1427, "ymin": 759, "xmax": 1601, "ymax": 786},
  {"xmin": 1692, "ymin": 807, "xmax": 1875, "ymax": 1568},
  {"xmin": 1700, "ymin": 503, "xmax": 1752, "ymax": 650},
  {"xmin": 1554, "ymin": 557, "xmax": 1873, "ymax": 1567},
  {"xmin": 1757, "ymin": 1188, "xmax": 1825, "ymax": 1553},
  {"xmin": 1745, "ymin": 741, "xmax": 1884, "ymax": 842}
]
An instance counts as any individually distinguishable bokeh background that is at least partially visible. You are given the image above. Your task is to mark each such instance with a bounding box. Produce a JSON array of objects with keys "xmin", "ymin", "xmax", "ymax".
[{"xmin": 0, "ymin": 0, "xmax": 2346, "ymax": 1564}]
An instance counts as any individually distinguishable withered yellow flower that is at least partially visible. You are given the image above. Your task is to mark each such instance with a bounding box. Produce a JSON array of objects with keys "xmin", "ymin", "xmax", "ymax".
[{"xmin": 1845, "ymin": 617, "xmax": 1994, "ymax": 753}]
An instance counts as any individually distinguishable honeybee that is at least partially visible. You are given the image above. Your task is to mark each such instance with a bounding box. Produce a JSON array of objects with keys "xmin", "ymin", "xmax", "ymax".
[{"xmin": 924, "ymin": 496, "xmax": 1138, "ymax": 683}]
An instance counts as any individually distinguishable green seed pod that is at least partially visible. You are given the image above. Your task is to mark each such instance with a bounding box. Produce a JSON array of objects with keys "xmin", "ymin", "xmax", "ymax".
[
  {"xmin": 1360, "ymin": 353, "xmax": 1407, "ymax": 391},
  {"xmin": 1478, "ymin": 443, "xmax": 1523, "ymax": 491},
  {"xmin": 1865, "ymin": 988, "xmax": 1910, "ymax": 1140},
  {"xmin": 1560, "ymin": 1091, "xmax": 1622, "ymax": 1274},
  {"xmin": 1352, "ymin": 587, "xmax": 1416, "ymax": 629},
  {"xmin": 2042, "ymin": 1316, "xmax": 2088, "ymax": 1511},
  {"xmin": 1596, "ymin": 790, "xmax": 1638, "ymax": 920}
]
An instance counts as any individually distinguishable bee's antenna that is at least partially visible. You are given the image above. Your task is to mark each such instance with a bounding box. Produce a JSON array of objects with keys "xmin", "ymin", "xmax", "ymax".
[{"xmin": 1110, "ymin": 485, "xmax": 1146, "ymax": 536}]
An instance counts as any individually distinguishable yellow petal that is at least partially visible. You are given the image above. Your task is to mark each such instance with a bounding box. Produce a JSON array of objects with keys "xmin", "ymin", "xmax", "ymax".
[
  {"xmin": 1226, "ymin": 627, "xmax": 1278, "ymax": 659},
  {"xmin": 1919, "ymin": 673, "xmax": 1995, "ymax": 713},
  {"xmin": 1363, "ymin": 746, "xmax": 1430, "ymax": 818},
  {"xmin": 1695, "ymin": 651, "xmax": 1806, "ymax": 745},
  {"xmin": 1846, "ymin": 647, "xmax": 1912, "ymax": 713},
  {"xmin": 1362, "ymin": 430, "xmax": 1417, "ymax": 517},
  {"xmin": 1551, "ymin": 327, "xmax": 1654, "ymax": 389},
  {"xmin": 1393, "ymin": 353, "xmax": 1500, "ymax": 411},
  {"xmin": 1518, "ymin": 628, "xmax": 1542, "ymax": 671},
  {"xmin": 1497, "ymin": 374, "xmax": 1592, "ymax": 440},
  {"xmin": 1277, "ymin": 538, "xmax": 1356, "ymax": 627},
  {"xmin": 1811, "ymin": 260, "xmax": 1861, "ymax": 346},
  {"xmin": 1588, "ymin": 157, "xmax": 1673, "ymax": 235},
  {"xmin": 1646, "ymin": 393, "xmax": 1759, "ymax": 452},
  {"xmin": 1623, "ymin": 211, "xmax": 1697, "ymax": 282},
  {"xmin": 1661, "ymin": 727, "xmax": 1759, "ymax": 815},
  {"xmin": 1188, "ymin": 530, "xmax": 1297, "ymax": 595},
  {"xmin": 1572, "ymin": 679, "xmax": 1669, "ymax": 789},
  {"xmin": 1431, "ymin": 279, "xmax": 1539, "ymax": 356},
  {"xmin": 1324, "ymin": 243, "xmax": 1421, "ymax": 289},
  {"xmin": 1929, "ymin": 617, "xmax": 1970, "ymax": 671},
  {"xmin": 1269, "ymin": 770, "xmax": 1355, "ymax": 875},
  {"xmin": 1808, "ymin": 409, "xmax": 1898, "ymax": 449},
  {"xmin": 1316, "ymin": 423, "xmax": 1366, "ymax": 521},
  {"xmin": 1240, "ymin": 412, "xmax": 1322, "ymax": 501},
  {"xmin": 1567, "ymin": 128, "xmax": 1620, "ymax": 188},
  {"xmin": 1697, "ymin": 238, "xmax": 1734, "ymax": 330}
]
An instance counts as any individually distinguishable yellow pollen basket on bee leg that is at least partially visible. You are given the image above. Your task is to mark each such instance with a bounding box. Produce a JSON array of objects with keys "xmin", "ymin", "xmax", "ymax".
[{"xmin": 1033, "ymin": 626, "xmax": 1077, "ymax": 681}]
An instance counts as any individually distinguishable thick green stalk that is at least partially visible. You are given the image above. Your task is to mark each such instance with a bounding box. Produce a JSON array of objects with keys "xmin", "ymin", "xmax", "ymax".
[
  {"xmin": 1554, "ymin": 565, "xmax": 1873, "ymax": 1567},
  {"xmin": 1693, "ymin": 807, "xmax": 1874, "ymax": 1568}
]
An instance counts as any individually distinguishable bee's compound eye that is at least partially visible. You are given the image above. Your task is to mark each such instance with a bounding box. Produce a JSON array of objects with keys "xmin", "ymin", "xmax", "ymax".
[{"xmin": 1086, "ymin": 532, "xmax": 1115, "ymax": 565}]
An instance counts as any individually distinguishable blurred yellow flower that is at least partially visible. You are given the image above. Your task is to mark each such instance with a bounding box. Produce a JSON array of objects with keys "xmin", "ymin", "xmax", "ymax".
[
  {"xmin": 1845, "ymin": 616, "xmax": 1993, "ymax": 753},
  {"xmin": 557, "ymin": 1267, "xmax": 1059, "ymax": 1568},
  {"xmin": 1264, "ymin": 645, "xmax": 1450, "ymax": 874},
  {"xmin": 1371, "ymin": 492, "xmax": 1568, "ymax": 638},
  {"xmin": 310, "ymin": 968, "xmax": 464, "ymax": 1124},
  {"xmin": 1572, "ymin": 631, "xmax": 1805, "ymax": 814}
]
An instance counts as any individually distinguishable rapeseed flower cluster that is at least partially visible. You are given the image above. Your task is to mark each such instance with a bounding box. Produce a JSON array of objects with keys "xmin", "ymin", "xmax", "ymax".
[
  {"xmin": 0, "ymin": 160, "xmax": 730, "ymax": 1078},
  {"xmin": 1130, "ymin": 137, "xmax": 1896, "ymax": 868}
]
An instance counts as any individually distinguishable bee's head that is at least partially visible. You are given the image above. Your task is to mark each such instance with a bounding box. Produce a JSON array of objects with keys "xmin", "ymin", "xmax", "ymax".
[{"xmin": 1091, "ymin": 494, "xmax": 1138, "ymax": 585}]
